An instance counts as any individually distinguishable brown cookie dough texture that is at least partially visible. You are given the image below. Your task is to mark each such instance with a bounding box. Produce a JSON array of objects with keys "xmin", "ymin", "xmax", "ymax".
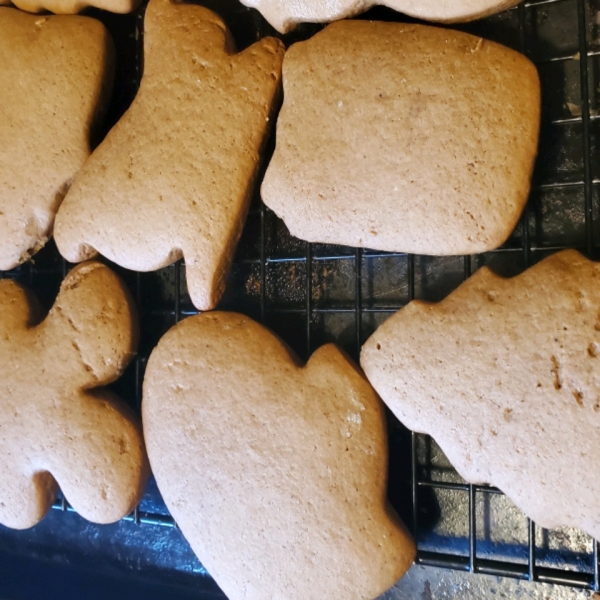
[
  {"xmin": 262, "ymin": 22, "xmax": 540, "ymax": 255},
  {"xmin": 143, "ymin": 312, "xmax": 415, "ymax": 600},
  {"xmin": 0, "ymin": 0, "xmax": 140, "ymax": 14},
  {"xmin": 0, "ymin": 262, "xmax": 148, "ymax": 529},
  {"xmin": 241, "ymin": 0, "xmax": 522, "ymax": 33},
  {"xmin": 0, "ymin": 8, "xmax": 114, "ymax": 271},
  {"xmin": 54, "ymin": 0, "xmax": 284, "ymax": 311},
  {"xmin": 361, "ymin": 250, "xmax": 600, "ymax": 540}
]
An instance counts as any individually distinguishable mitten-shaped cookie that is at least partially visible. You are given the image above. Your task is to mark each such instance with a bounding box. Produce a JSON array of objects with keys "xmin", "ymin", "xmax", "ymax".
[
  {"xmin": 0, "ymin": 262, "xmax": 148, "ymax": 529},
  {"xmin": 240, "ymin": 0, "xmax": 522, "ymax": 33},
  {"xmin": 0, "ymin": 8, "xmax": 114, "ymax": 270},
  {"xmin": 143, "ymin": 312, "xmax": 415, "ymax": 600},
  {"xmin": 55, "ymin": 0, "xmax": 284, "ymax": 311},
  {"xmin": 0, "ymin": 0, "xmax": 140, "ymax": 14},
  {"xmin": 262, "ymin": 21, "xmax": 540, "ymax": 255},
  {"xmin": 361, "ymin": 250, "xmax": 600, "ymax": 541}
]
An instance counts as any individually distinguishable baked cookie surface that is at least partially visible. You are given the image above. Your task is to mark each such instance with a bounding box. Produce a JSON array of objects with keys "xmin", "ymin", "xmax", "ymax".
[
  {"xmin": 0, "ymin": 262, "xmax": 148, "ymax": 529},
  {"xmin": 361, "ymin": 250, "xmax": 600, "ymax": 540},
  {"xmin": 0, "ymin": 8, "xmax": 114, "ymax": 270},
  {"xmin": 0, "ymin": 0, "xmax": 140, "ymax": 14},
  {"xmin": 240, "ymin": 0, "xmax": 522, "ymax": 33},
  {"xmin": 262, "ymin": 21, "xmax": 540, "ymax": 255},
  {"xmin": 54, "ymin": 0, "xmax": 284, "ymax": 311},
  {"xmin": 143, "ymin": 311, "xmax": 415, "ymax": 600}
]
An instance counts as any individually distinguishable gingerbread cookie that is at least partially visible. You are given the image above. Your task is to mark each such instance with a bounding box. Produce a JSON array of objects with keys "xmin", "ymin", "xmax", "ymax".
[
  {"xmin": 361, "ymin": 250, "xmax": 600, "ymax": 540},
  {"xmin": 143, "ymin": 312, "xmax": 415, "ymax": 600},
  {"xmin": 54, "ymin": 0, "xmax": 284, "ymax": 311},
  {"xmin": 240, "ymin": 0, "xmax": 522, "ymax": 33},
  {"xmin": 1, "ymin": 0, "xmax": 140, "ymax": 13},
  {"xmin": 0, "ymin": 8, "xmax": 114, "ymax": 271},
  {"xmin": 0, "ymin": 262, "xmax": 148, "ymax": 529},
  {"xmin": 262, "ymin": 21, "xmax": 540, "ymax": 256}
]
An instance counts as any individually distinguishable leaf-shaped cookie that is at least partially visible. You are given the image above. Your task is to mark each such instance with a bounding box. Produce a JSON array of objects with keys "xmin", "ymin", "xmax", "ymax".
[
  {"xmin": 0, "ymin": 262, "xmax": 148, "ymax": 529},
  {"xmin": 240, "ymin": 0, "xmax": 522, "ymax": 33},
  {"xmin": 361, "ymin": 250, "xmax": 600, "ymax": 540},
  {"xmin": 143, "ymin": 311, "xmax": 415, "ymax": 600},
  {"xmin": 55, "ymin": 0, "xmax": 284, "ymax": 311},
  {"xmin": 0, "ymin": 8, "xmax": 114, "ymax": 270}
]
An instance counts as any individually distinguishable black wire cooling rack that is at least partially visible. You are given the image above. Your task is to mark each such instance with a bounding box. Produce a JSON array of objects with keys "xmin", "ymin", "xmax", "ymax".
[{"xmin": 1, "ymin": 0, "xmax": 600, "ymax": 595}]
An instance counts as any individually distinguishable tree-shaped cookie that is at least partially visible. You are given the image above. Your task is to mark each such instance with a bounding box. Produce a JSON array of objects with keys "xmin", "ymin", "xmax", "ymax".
[
  {"xmin": 0, "ymin": 262, "xmax": 148, "ymax": 529},
  {"xmin": 240, "ymin": 0, "xmax": 522, "ymax": 33},
  {"xmin": 143, "ymin": 312, "xmax": 415, "ymax": 600},
  {"xmin": 361, "ymin": 250, "xmax": 600, "ymax": 540},
  {"xmin": 55, "ymin": 0, "xmax": 285, "ymax": 311},
  {"xmin": 0, "ymin": 8, "xmax": 114, "ymax": 271},
  {"xmin": 262, "ymin": 21, "xmax": 540, "ymax": 256}
]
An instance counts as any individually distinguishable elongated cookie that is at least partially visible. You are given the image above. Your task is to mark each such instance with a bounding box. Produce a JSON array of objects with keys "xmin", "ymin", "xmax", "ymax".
[
  {"xmin": 0, "ymin": 262, "xmax": 148, "ymax": 529},
  {"xmin": 55, "ymin": 0, "xmax": 284, "ymax": 311},
  {"xmin": 0, "ymin": 0, "xmax": 140, "ymax": 13},
  {"xmin": 361, "ymin": 250, "xmax": 600, "ymax": 540},
  {"xmin": 262, "ymin": 22, "xmax": 540, "ymax": 255},
  {"xmin": 240, "ymin": 0, "xmax": 522, "ymax": 33},
  {"xmin": 143, "ymin": 312, "xmax": 415, "ymax": 600},
  {"xmin": 0, "ymin": 8, "xmax": 114, "ymax": 271}
]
